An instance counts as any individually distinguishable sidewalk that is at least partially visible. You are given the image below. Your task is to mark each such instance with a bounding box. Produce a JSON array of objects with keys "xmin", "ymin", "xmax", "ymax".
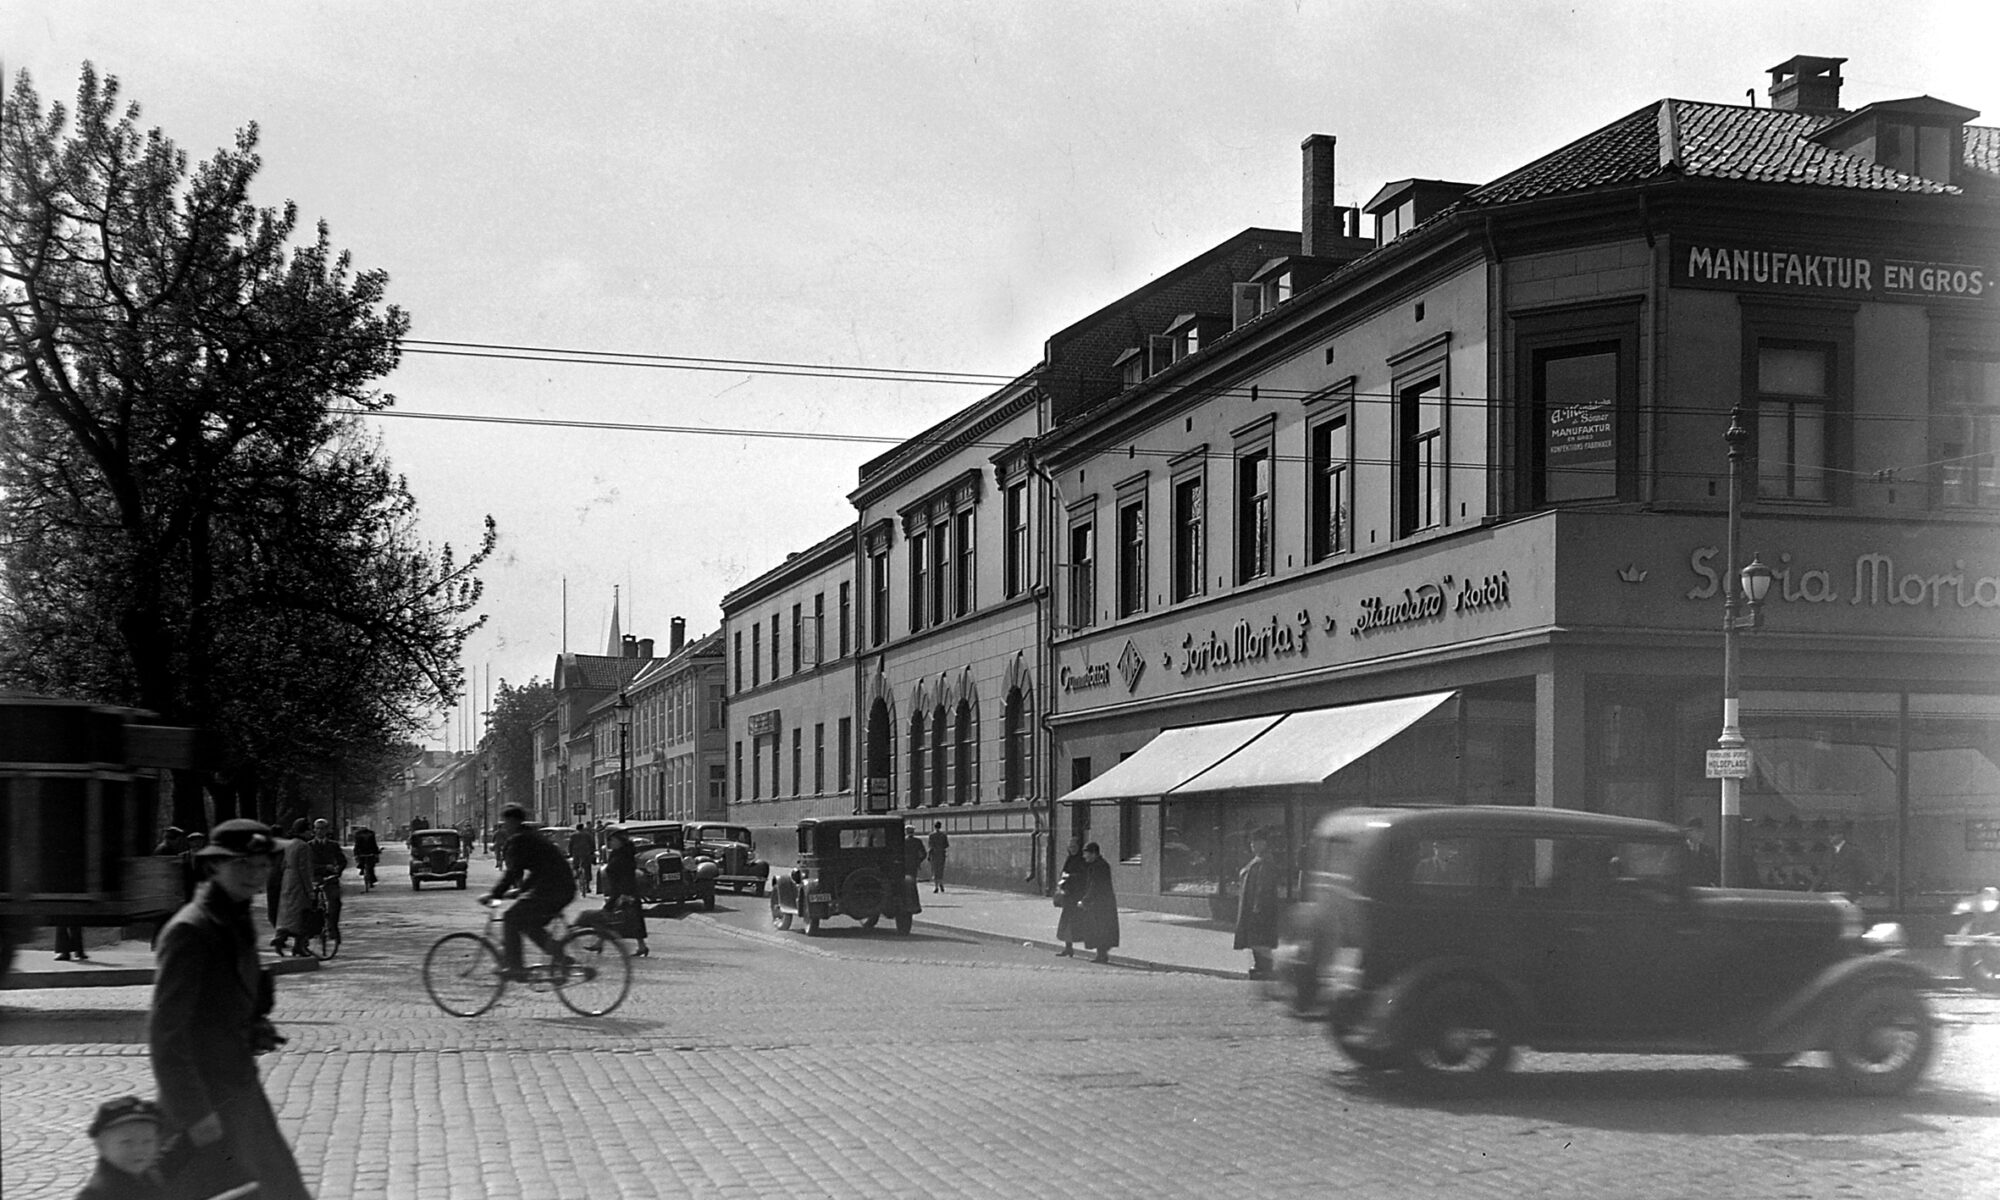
[
  {"xmin": 913, "ymin": 883, "xmax": 1252, "ymax": 977},
  {"xmin": 4, "ymin": 936, "xmax": 320, "ymax": 990}
]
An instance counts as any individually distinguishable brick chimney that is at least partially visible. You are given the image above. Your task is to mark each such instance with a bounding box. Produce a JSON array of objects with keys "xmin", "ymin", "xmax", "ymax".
[
  {"xmin": 670, "ymin": 616, "xmax": 686, "ymax": 654},
  {"xmin": 622, "ymin": 633, "xmax": 638, "ymax": 658},
  {"xmin": 637, "ymin": 637, "xmax": 654, "ymax": 659},
  {"xmin": 1768, "ymin": 55, "xmax": 1846, "ymax": 113},
  {"xmin": 1302, "ymin": 134, "xmax": 1339, "ymax": 257}
]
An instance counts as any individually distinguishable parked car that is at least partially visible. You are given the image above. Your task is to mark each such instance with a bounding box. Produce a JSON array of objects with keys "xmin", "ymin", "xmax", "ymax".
[
  {"xmin": 409, "ymin": 828, "xmax": 468, "ymax": 890},
  {"xmin": 1267, "ymin": 805, "xmax": 1935, "ymax": 1095},
  {"xmin": 608, "ymin": 820, "xmax": 718, "ymax": 912},
  {"xmin": 686, "ymin": 822, "xmax": 770, "ymax": 896},
  {"xmin": 770, "ymin": 816, "xmax": 922, "ymax": 936}
]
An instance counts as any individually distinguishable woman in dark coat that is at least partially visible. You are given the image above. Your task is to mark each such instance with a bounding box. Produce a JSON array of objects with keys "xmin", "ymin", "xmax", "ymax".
[
  {"xmin": 1233, "ymin": 828, "xmax": 1280, "ymax": 978},
  {"xmin": 1053, "ymin": 837, "xmax": 1087, "ymax": 956},
  {"xmin": 1072, "ymin": 842, "xmax": 1120, "ymax": 963},
  {"xmin": 599, "ymin": 828, "xmax": 649, "ymax": 956}
]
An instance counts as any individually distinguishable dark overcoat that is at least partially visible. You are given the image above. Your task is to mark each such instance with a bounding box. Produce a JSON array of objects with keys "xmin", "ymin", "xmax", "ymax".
[
  {"xmin": 1072, "ymin": 856, "xmax": 1120, "ymax": 951},
  {"xmin": 149, "ymin": 882, "xmax": 310, "ymax": 1200},
  {"xmin": 1232, "ymin": 854, "xmax": 1280, "ymax": 950},
  {"xmin": 1054, "ymin": 852, "xmax": 1088, "ymax": 943}
]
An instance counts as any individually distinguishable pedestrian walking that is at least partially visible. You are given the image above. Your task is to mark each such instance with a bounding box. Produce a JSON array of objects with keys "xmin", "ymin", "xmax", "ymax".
[
  {"xmin": 54, "ymin": 923, "xmax": 89, "ymax": 962},
  {"xmin": 271, "ymin": 820, "xmax": 313, "ymax": 958},
  {"xmin": 1073, "ymin": 842, "xmax": 1120, "ymax": 964},
  {"xmin": 1233, "ymin": 828, "xmax": 1280, "ymax": 978},
  {"xmin": 568, "ymin": 823, "xmax": 597, "ymax": 895},
  {"xmin": 926, "ymin": 822, "xmax": 950, "ymax": 893},
  {"xmin": 75, "ymin": 1095, "xmax": 170, "ymax": 1200},
  {"xmin": 152, "ymin": 827, "xmax": 189, "ymax": 858},
  {"xmin": 1053, "ymin": 836, "xmax": 1087, "ymax": 957},
  {"xmin": 597, "ymin": 826, "xmax": 649, "ymax": 957},
  {"xmin": 149, "ymin": 819, "xmax": 310, "ymax": 1200}
]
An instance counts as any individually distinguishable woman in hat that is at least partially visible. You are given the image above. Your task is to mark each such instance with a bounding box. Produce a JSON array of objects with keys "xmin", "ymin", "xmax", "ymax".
[
  {"xmin": 1072, "ymin": 842, "xmax": 1121, "ymax": 964},
  {"xmin": 149, "ymin": 820, "xmax": 310, "ymax": 1200}
]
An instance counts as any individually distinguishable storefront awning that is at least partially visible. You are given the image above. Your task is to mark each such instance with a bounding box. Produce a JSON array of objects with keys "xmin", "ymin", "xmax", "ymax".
[
  {"xmin": 1058, "ymin": 691, "xmax": 1458, "ymax": 803},
  {"xmin": 1170, "ymin": 691, "xmax": 1458, "ymax": 794},
  {"xmin": 1058, "ymin": 714, "xmax": 1283, "ymax": 803}
]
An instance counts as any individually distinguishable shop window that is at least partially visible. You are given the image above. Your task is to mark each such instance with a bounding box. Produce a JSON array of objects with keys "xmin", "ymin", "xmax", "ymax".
[
  {"xmin": 1171, "ymin": 470, "xmax": 1205, "ymax": 602},
  {"xmin": 1116, "ymin": 492, "xmax": 1147, "ymax": 618},
  {"xmin": 1737, "ymin": 690, "xmax": 1900, "ymax": 898},
  {"xmin": 1904, "ymin": 693, "xmax": 2000, "ymax": 900},
  {"xmin": 1936, "ymin": 345, "xmax": 2000, "ymax": 509}
]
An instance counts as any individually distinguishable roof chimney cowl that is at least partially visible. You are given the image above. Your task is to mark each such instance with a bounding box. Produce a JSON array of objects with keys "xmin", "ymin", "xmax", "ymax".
[{"xmin": 1768, "ymin": 55, "xmax": 1846, "ymax": 113}]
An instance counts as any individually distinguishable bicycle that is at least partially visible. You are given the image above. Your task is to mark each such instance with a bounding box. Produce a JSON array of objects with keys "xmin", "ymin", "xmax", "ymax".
[
  {"xmin": 357, "ymin": 855, "xmax": 379, "ymax": 892},
  {"xmin": 422, "ymin": 897, "xmax": 631, "ymax": 1018},
  {"xmin": 302, "ymin": 876, "xmax": 341, "ymax": 961}
]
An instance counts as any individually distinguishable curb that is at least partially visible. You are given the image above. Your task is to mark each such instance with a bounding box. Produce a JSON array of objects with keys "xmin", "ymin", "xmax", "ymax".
[
  {"xmin": 912, "ymin": 916, "xmax": 1251, "ymax": 981},
  {"xmin": 3, "ymin": 954, "xmax": 321, "ymax": 991}
]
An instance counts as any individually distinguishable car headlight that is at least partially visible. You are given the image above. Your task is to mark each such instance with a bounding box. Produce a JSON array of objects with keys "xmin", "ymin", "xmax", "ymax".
[{"xmin": 1862, "ymin": 922, "xmax": 1908, "ymax": 952}]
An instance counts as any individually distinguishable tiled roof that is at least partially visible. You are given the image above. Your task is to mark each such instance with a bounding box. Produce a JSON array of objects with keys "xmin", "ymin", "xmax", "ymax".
[{"xmin": 1468, "ymin": 100, "xmax": 1988, "ymax": 207}]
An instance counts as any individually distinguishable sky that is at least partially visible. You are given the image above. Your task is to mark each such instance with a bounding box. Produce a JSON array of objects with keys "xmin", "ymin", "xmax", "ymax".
[{"xmin": 9, "ymin": 1, "xmax": 1996, "ymax": 749}]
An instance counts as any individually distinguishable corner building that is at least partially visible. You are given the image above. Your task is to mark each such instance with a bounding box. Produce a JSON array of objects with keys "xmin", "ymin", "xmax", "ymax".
[{"xmin": 1045, "ymin": 56, "xmax": 2000, "ymax": 926}]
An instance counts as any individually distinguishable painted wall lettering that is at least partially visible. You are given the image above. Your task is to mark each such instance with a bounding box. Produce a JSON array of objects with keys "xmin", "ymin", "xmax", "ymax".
[
  {"xmin": 1687, "ymin": 547, "xmax": 2000, "ymax": 609},
  {"xmin": 1179, "ymin": 610, "xmax": 1312, "ymax": 676},
  {"xmin": 1676, "ymin": 243, "xmax": 1991, "ymax": 304}
]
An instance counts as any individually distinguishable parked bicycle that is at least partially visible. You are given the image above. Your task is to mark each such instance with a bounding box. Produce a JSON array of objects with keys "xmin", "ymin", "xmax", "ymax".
[{"xmin": 422, "ymin": 897, "xmax": 630, "ymax": 1017}]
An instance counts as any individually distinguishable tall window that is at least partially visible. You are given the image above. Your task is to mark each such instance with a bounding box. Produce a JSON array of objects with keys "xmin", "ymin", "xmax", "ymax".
[
  {"xmin": 1067, "ymin": 518, "xmax": 1096, "ymax": 630},
  {"xmin": 1756, "ymin": 342, "xmax": 1832, "ymax": 501},
  {"xmin": 868, "ymin": 546, "xmax": 889, "ymax": 646},
  {"xmin": 929, "ymin": 520, "xmax": 950, "ymax": 628},
  {"xmin": 908, "ymin": 712, "xmax": 927, "ymax": 808},
  {"xmin": 751, "ymin": 736, "xmax": 761, "ymax": 798},
  {"xmin": 1172, "ymin": 472, "xmax": 1205, "ymax": 602},
  {"xmin": 954, "ymin": 508, "xmax": 975, "ymax": 617},
  {"xmin": 1116, "ymin": 494, "xmax": 1146, "ymax": 618},
  {"xmin": 837, "ymin": 716, "xmax": 853, "ymax": 791},
  {"xmin": 838, "ymin": 581, "xmax": 852, "ymax": 658},
  {"xmin": 930, "ymin": 704, "xmax": 948, "ymax": 807},
  {"xmin": 954, "ymin": 700, "xmax": 975, "ymax": 804},
  {"xmin": 812, "ymin": 593, "xmax": 825, "ymax": 666},
  {"xmin": 770, "ymin": 613, "xmax": 781, "ymax": 679},
  {"xmin": 1397, "ymin": 378, "xmax": 1445, "ymax": 535},
  {"xmin": 1938, "ymin": 348, "xmax": 2000, "ymax": 509},
  {"xmin": 1003, "ymin": 687, "xmax": 1029, "ymax": 800},
  {"xmin": 734, "ymin": 742, "xmax": 742, "ymax": 800},
  {"xmin": 733, "ymin": 631, "xmax": 743, "ymax": 692},
  {"xmin": 751, "ymin": 622, "xmax": 761, "ymax": 687},
  {"xmin": 908, "ymin": 530, "xmax": 929, "ymax": 633},
  {"xmin": 1004, "ymin": 480, "xmax": 1029, "ymax": 597},
  {"xmin": 814, "ymin": 723, "xmax": 825, "ymax": 794},
  {"xmin": 1235, "ymin": 447, "xmax": 1272, "ymax": 582},
  {"xmin": 1515, "ymin": 304, "xmax": 1638, "ymax": 511},
  {"xmin": 792, "ymin": 728, "xmax": 803, "ymax": 797},
  {"xmin": 1309, "ymin": 412, "xmax": 1353, "ymax": 560},
  {"xmin": 790, "ymin": 604, "xmax": 803, "ymax": 673}
]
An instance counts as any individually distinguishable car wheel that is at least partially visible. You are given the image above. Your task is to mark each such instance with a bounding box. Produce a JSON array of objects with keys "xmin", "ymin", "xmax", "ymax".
[
  {"xmin": 1328, "ymin": 1017, "xmax": 1407, "ymax": 1071},
  {"xmin": 803, "ymin": 910, "xmax": 821, "ymax": 937},
  {"xmin": 895, "ymin": 913, "xmax": 913, "ymax": 935},
  {"xmin": 1827, "ymin": 983, "xmax": 1934, "ymax": 1096},
  {"xmin": 1405, "ymin": 979, "xmax": 1515, "ymax": 1087},
  {"xmin": 1739, "ymin": 1053, "xmax": 1798, "ymax": 1069},
  {"xmin": 703, "ymin": 891, "xmax": 716, "ymax": 912},
  {"xmin": 770, "ymin": 903, "xmax": 793, "ymax": 931},
  {"xmin": 411, "ymin": 880, "xmax": 421, "ymax": 891}
]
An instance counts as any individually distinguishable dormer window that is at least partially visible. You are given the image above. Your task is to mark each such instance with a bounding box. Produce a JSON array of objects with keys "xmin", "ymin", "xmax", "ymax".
[
  {"xmin": 1810, "ymin": 96, "xmax": 1978, "ymax": 188},
  {"xmin": 1267, "ymin": 271, "xmax": 1293, "ymax": 307},
  {"xmin": 1114, "ymin": 347, "xmax": 1145, "ymax": 389}
]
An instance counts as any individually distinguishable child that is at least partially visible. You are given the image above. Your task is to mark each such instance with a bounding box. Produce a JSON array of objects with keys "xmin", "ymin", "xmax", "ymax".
[{"xmin": 76, "ymin": 1096, "xmax": 168, "ymax": 1199}]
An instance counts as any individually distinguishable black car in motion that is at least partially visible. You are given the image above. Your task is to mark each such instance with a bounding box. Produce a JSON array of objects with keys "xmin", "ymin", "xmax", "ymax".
[{"xmin": 1267, "ymin": 805, "xmax": 1934, "ymax": 1094}]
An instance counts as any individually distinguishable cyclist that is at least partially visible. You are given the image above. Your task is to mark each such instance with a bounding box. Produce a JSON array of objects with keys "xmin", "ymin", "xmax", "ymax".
[
  {"xmin": 483, "ymin": 804, "xmax": 577, "ymax": 981},
  {"xmin": 307, "ymin": 819, "xmax": 349, "ymax": 943},
  {"xmin": 351, "ymin": 825, "xmax": 381, "ymax": 889}
]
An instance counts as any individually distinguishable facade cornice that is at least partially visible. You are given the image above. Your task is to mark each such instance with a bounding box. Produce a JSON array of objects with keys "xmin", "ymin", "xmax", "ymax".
[{"xmin": 850, "ymin": 382, "xmax": 1040, "ymax": 508}]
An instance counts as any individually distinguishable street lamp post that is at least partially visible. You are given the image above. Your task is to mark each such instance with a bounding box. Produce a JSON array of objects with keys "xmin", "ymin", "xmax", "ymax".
[
  {"xmin": 1719, "ymin": 406, "xmax": 1775, "ymax": 887},
  {"xmin": 616, "ymin": 691, "xmax": 634, "ymax": 823}
]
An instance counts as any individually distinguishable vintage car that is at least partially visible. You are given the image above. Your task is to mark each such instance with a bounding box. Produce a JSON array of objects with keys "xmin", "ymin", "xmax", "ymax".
[
  {"xmin": 609, "ymin": 820, "xmax": 718, "ymax": 912},
  {"xmin": 686, "ymin": 822, "xmax": 770, "ymax": 896},
  {"xmin": 770, "ymin": 816, "xmax": 922, "ymax": 936},
  {"xmin": 409, "ymin": 827, "xmax": 468, "ymax": 890},
  {"xmin": 1267, "ymin": 805, "xmax": 1935, "ymax": 1095}
]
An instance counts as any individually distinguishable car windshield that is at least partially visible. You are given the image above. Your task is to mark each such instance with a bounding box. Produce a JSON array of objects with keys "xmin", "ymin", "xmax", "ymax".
[
  {"xmin": 1402, "ymin": 833, "xmax": 1686, "ymax": 898},
  {"xmin": 698, "ymin": 826, "xmax": 751, "ymax": 844},
  {"xmin": 412, "ymin": 833, "xmax": 458, "ymax": 850}
]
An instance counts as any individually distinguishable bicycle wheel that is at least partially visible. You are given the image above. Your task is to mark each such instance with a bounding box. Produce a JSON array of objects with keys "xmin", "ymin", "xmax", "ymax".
[
  {"xmin": 312, "ymin": 917, "xmax": 339, "ymax": 961},
  {"xmin": 554, "ymin": 928, "xmax": 631, "ymax": 1017},
  {"xmin": 424, "ymin": 933, "xmax": 505, "ymax": 1017}
]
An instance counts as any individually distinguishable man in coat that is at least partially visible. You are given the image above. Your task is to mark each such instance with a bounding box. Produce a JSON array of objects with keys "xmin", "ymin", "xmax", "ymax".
[
  {"xmin": 271, "ymin": 820, "xmax": 314, "ymax": 957},
  {"xmin": 149, "ymin": 819, "xmax": 310, "ymax": 1200},
  {"xmin": 567, "ymin": 823, "xmax": 598, "ymax": 895},
  {"xmin": 1233, "ymin": 828, "xmax": 1281, "ymax": 978}
]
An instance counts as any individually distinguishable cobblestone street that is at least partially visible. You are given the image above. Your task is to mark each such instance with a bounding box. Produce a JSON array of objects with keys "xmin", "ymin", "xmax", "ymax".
[{"xmin": 5, "ymin": 858, "xmax": 1999, "ymax": 1200}]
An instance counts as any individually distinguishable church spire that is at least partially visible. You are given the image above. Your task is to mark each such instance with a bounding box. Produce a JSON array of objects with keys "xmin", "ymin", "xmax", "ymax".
[{"xmin": 606, "ymin": 585, "xmax": 621, "ymax": 656}]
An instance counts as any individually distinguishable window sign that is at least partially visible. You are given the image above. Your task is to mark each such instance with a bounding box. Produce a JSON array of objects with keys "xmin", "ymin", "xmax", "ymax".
[{"xmin": 1543, "ymin": 351, "xmax": 1618, "ymax": 501}]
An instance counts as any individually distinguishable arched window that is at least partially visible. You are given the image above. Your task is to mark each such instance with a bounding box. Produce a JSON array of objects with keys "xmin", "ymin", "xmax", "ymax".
[
  {"xmin": 908, "ymin": 712, "xmax": 926, "ymax": 808},
  {"xmin": 954, "ymin": 699, "xmax": 975, "ymax": 804},
  {"xmin": 930, "ymin": 705, "xmax": 949, "ymax": 807},
  {"xmin": 1003, "ymin": 687, "xmax": 1030, "ymax": 800}
]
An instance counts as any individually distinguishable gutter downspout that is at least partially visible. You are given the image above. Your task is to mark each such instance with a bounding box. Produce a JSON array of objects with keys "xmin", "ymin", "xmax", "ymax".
[{"xmin": 1030, "ymin": 447, "xmax": 1064, "ymax": 892}]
